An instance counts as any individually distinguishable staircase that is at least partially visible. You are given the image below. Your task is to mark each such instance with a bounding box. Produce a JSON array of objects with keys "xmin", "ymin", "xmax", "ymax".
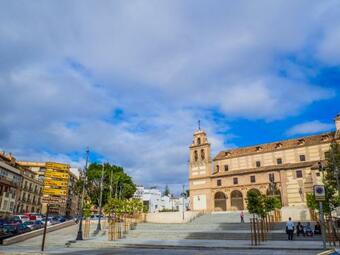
[{"xmin": 125, "ymin": 212, "xmax": 321, "ymax": 241}]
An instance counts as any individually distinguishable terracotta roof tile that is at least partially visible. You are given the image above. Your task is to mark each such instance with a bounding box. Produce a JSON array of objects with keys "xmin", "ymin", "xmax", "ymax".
[{"xmin": 214, "ymin": 131, "xmax": 336, "ymax": 161}]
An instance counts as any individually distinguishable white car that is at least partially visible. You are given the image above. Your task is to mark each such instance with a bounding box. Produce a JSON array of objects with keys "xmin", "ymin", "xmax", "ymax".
[{"xmin": 14, "ymin": 215, "xmax": 29, "ymax": 223}]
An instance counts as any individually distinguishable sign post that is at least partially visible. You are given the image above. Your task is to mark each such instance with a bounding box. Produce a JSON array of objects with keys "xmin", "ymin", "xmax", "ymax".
[
  {"xmin": 314, "ymin": 185, "xmax": 326, "ymax": 249},
  {"xmin": 41, "ymin": 204, "xmax": 49, "ymax": 252}
]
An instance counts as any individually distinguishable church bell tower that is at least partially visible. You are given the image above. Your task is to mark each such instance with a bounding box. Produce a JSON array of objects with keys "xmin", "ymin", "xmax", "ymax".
[{"xmin": 188, "ymin": 124, "xmax": 212, "ymax": 211}]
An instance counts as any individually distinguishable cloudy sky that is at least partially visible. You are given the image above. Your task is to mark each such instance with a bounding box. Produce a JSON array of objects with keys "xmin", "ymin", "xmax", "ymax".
[{"xmin": 1, "ymin": 0, "xmax": 339, "ymax": 194}]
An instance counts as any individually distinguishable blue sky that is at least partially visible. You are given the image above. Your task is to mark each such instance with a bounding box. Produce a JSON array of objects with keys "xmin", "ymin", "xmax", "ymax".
[{"xmin": 0, "ymin": 0, "xmax": 339, "ymax": 194}]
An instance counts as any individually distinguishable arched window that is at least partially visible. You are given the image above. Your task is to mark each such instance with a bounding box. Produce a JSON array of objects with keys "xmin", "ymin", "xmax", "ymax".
[
  {"xmin": 214, "ymin": 192, "xmax": 227, "ymax": 211},
  {"xmin": 197, "ymin": 137, "xmax": 201, "ymax": 145},
  {"xmin": 194, "ymin": 151, "xmax": 198, "ymax": 161},
  {"xmin": 231, "ymin": 190, "xmax": 244, "ymax": 210},
  {"xmin": 201, "ymin": 149, "xmax": 205, "ymax": 160}
]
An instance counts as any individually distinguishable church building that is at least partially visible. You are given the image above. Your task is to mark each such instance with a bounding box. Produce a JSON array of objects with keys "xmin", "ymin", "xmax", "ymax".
[{"xmin": 189, "ymin": 114, "xmax": 340, "ymax": 212}]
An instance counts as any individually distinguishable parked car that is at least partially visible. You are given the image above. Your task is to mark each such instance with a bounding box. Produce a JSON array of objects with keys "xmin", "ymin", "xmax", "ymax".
[
  {"xmin": 30, "ymin": 213, "xmax": 44, "ymax": 221},
  {"xmin": 41, "ymin": 217, "xmax": 59, "ymax": 226},
  {"xmin": 34, "ymin": 220, "xmax": 44, "ymax": 229},
  {"xmin": 90, "ymin": 214, "xmax": 104, "ymax": 220},
  {"xmin": 13, "ymin": 215, "xmax": 29, "ymax": 223},
  {"xmin": 2, "ymin": 223, "xmax": 30, "ymax": 235},
  {"xmin": 24, "ymin": 220, "xmax": 40, "ymax": 230},
  {"xmin": 0, "ymin": 227, "xmax": 13, "ymax": 244}
]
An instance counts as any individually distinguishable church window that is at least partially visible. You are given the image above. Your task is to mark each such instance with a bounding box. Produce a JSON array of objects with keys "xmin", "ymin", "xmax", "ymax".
[
  {"xmin": 250, "ymin": 175, "xmax": 256, "ymax": 183},
  {"xmin": 269, "ymin": 173, "xmax": 275, "ymax": 182},
  {"xmin": 296, "ymin": 170, "xmax": 303, "ymax": 178},
  {"xmin": 297, "ymin": 139, "xmax": 305, "ymax": 145},
  {"xmin": 276, "ymin": 158, "xmax": 282, "ymax": 165},
  {"xmin": 194, "ymin": 151, "xmax": 198, "ymax": 161},
  {"xmin": 275, "ymin": 143, "xmax": 282, "ymax": 149},
  {"xmin": 256, "ymin": 161, "xmax": 261, "ymax": 168},
  {"xmin": 299, "ymin": 154, "xmax": 306, "ymax": 162},
  {"xmin": 233, "ymin": 177, "xmax": 238, "ymax": 185},
  {"xmin": 217, "ymin": 179, "xmax": 222, "ymax": 186},
  {"xmin": 201, "ymin": 149, "xmax": 205, "ymax": 160},
  {"xmin": 197, "ymin": 137, "xmax": 201, "ymax": 145},
  {"xmin": 224, "ymin": 165, "xmax": 229, "ymax": 171}
]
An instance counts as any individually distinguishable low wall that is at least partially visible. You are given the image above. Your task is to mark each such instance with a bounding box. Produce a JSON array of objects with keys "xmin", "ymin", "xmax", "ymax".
[
  {"xmin": 2, "ymin": 220, "xmax": 76, "ymax": 245},
  {"xmin": 145, "ymin": 211, "xmax": 201, "ymax": 223},
  {"xmin": 281, "ymin": 206, "xmax": 311, "ymax": 222}
]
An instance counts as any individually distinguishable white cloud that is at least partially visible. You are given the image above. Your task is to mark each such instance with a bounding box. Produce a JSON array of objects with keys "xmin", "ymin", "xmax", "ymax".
[
  {"xmin": 0, "ymin": 1, "xmax": 339, "ymax": 191},
  {"xmin": 286, "ymin": 121, "xmax": 334, "ymax": 136}
]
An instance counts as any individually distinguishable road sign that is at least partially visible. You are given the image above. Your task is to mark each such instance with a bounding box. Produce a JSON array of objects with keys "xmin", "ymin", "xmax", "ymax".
[
  {"xmin": 314, "ymin": 185, "xmax": 326, "ymax": 201},
  {"xmin": 45, "ymin": 162, "xmax": 70, "ymax": 171},
  {"xmin": 44, "ymin": 179, "xmax": 68, "ymax": 187},
  {"xmin": 44, "ymin": 171, "xmax": 69, "ymax": 179},
  {"xmin": 43, "ymin": 187, "xmax": 68, "ymax": 196},
  {"xmin": 41, "ymin": 196, "xmax": 67, "ymax": 204}
]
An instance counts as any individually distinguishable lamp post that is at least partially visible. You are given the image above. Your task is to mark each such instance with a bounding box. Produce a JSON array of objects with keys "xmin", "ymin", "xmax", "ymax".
[
  {"xmin": 76, "ymin": 148, "xmax": 90, "ymax": 241},
  {"xmin": 182, "ymin": 184, "xmax": 186, "ymax": 221},
  {"xmin": 95, "ymin": 163, "xmax": 104, "ymax": 233}
]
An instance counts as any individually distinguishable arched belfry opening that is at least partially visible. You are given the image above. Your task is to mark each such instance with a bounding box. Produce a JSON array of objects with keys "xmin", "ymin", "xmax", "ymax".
[{"xmin": 214, "ymin": 192, "xmax": 227, "ymax": 211}]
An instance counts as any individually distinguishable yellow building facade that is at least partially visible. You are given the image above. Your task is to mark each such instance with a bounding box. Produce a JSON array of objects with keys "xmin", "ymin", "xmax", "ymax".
[
  {"xmin": 18, "ymin": 161, "xmax": 71, "ymax": 215},
  {"xmin": 189, "ymin": 115, "xmax": 340, "ymax": 213}
]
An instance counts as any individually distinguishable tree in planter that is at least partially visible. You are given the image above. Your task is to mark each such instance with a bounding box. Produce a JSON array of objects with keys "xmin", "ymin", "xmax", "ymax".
[
  {"xmin": 264, "ymin": 197, "xmax": 282, "ymax": 214},
  {"xmin": 306, "ymin": 142, "xmax": 340, "ymax": 215},
  {"xmin": 247, "ymin": 191, "xmax": 265, "ymax": 218},
  {"xmin": 247, "ymin": 191, "xmax": 281, "ymax": 218},
  {"xmin": 86, "ymin": 163, "xmax": 136, "ymax": 207}
]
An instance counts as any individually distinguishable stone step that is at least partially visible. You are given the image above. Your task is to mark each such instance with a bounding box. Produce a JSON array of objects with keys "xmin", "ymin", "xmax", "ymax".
[
  {"xmin": 135, "ymin": 222, "xmax": 286, "ymax": 231},
  {"xmin": 126, "ymin": 230, "xmax": 322, "ymax": 241}
]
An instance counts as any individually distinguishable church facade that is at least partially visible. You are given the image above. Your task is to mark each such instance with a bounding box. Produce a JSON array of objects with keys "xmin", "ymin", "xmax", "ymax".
[{"xmin": 189, "ymin": 114, "xmax": 340, "ymax": 212}]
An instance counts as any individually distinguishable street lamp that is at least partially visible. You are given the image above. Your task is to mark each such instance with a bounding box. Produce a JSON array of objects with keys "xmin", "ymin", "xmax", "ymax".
[
  {"xmin": 182, "ymin": 184, "xmax": 187, "ymax": 221},
  {"xmin": 76, "ymin": 148, "xmax": 90, "ymax": 241},
  {"xmin": 95, "ymin": 163, "xmax": 104, "ymax": 233}
]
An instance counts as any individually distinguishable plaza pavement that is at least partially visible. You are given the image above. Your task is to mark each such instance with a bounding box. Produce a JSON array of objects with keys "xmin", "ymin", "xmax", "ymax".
[
  {"xmin": 0, "ymin": 213, "xmax": 335, "ymax": 255},
  {"xmin": 0, "ymin": 222, "xmax": 330, "ymax": 255}
]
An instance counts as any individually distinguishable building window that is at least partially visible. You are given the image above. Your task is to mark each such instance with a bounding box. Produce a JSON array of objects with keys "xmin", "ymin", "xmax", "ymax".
[
  {"xmin": 275, "ymin": 143, "xmax": 282, "ymax": 149},
  {"xmin": 269, "ymin": 173, "xmax": 275, "ymax": 182},
  {"xmin": 276, "ymin": 158, "xmax": 282, "ymax": 165},
  {"xmin": 296, "ymin": 170, "xmax": 303, "ymax": 178},
  {"xmin": 217, "ymin": 179, "xmax": 222, "ymax": 186},
  {"xmin": 250, "ymin": 175, "xmax": 256, "ymax": 183},
  {"xmin": 233, "ymin": 177, "xmax": 238, "ymax": 185},
  {"xmin": 197, "ymin": 138, "xmax": 201, "ymax": 145},
  {"xmin": 224, "ymin": 165, "xmax": 229, "ymax": 171},
  {"xmin": 299, "ymin": 155, "xmax": 306, "ymax": 162},
  {"xmin": 256, "ymin": 161, "xmax": 261, "ymax": 168},
  {"xmin": 316, "ymin": 172, "xmax": 321, "ymax": 177}
]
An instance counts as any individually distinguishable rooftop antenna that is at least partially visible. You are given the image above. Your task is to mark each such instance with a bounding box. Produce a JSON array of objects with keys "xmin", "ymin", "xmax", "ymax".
[{"xmin": 198, "ymin": 120, "xmax": 201, "ymax": 130}]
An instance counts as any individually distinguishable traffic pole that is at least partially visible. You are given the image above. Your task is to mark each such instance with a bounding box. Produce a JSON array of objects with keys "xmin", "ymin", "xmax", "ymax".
[
  {"xmin": 319, "ymin": 201, "xmax": 326, "ymax": 249},
  {"xmin": 41, "ymin": 204, "xmax": 49, "ymax": 251}
]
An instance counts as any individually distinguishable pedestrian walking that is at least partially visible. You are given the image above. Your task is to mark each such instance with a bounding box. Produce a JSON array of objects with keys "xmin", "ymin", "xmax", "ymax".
[
  {"xmin": 286, "ymin": 217, "xmax": 294, "ymax": 240},
  {"xmin": 240, "ymin": 211, "xmax": 244, "ymax": 223}
]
